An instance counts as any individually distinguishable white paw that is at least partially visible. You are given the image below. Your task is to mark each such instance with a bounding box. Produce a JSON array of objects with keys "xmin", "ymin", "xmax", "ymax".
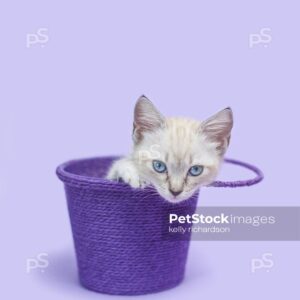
[{"xmin": 106, "ymin": 158, "xmax": 148, "ymax": 188}]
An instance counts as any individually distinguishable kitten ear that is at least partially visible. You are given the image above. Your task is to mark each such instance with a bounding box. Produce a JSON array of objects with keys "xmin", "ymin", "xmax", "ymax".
[
  {"xmin": 133, "ymin": 95, "xmax": 165, "ymax": 143},
  {"xmin": 201, "ymin": 107, "xmax": 233, "ymax": 155}
]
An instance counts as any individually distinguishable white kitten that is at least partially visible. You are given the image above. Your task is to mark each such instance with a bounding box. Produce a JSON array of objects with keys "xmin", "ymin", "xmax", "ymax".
[{"xmin": 106, "ymin": 96, "xmax": 233, "ymax": 203}]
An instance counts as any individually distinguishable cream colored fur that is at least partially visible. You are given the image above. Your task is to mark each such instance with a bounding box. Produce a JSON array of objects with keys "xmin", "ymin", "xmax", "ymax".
[{"xmin": 107, "ymin": 96, "xmax": 233, "ymax": 203}]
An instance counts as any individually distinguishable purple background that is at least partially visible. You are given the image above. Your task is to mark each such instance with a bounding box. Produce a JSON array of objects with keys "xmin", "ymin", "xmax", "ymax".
[{"xmin": 1, "ymin": 0, "xmax": 299, "ymax": 299}]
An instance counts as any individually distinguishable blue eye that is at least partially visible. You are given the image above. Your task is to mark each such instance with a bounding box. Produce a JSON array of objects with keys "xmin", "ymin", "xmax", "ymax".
[
  {"xmin": 188, "ymin": 165, "xmax": 204, "ymax": 176},
  {"xmin": 152, "ymin": 160, "xmax": 167, "ymax": 173}
]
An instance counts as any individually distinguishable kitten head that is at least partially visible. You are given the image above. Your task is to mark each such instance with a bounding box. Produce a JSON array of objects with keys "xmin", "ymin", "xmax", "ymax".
[{"xmin": 132, "ymin": 95, "xmax": 233, "ymax": 203}]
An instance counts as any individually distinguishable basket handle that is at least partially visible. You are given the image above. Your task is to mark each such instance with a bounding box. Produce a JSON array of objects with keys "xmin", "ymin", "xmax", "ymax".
[{"xmin": 209, "ymin": 158, "xmax": 264, "ymax": 188}]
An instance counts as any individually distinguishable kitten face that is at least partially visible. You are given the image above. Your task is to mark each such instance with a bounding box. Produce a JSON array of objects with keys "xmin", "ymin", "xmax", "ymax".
[{"xmin": 132, "ymin": 96, "xmax": 233, "ymax": 203}]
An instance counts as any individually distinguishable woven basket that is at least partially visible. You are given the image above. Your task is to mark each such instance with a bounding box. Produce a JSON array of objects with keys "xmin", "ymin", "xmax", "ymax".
[{"xmin": 56, "ymin": 156, "xmax": 263, "ymax": 295}]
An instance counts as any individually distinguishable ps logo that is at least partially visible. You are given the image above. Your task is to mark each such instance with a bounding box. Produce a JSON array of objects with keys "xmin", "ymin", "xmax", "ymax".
[
  {"xmin": 26, "ymin": 253, "xmax": 49, "ymax": 273},
  {"xmin": 251, "ymin": 252, "xmax": 274, "ymax": 273},
  {"xmin": 26, "ymin": 28, "xmax": 49, "ymax": 48},
  {"xmin": 249, "ymin": 28, "xmax": 272, "ymax": 48},
  {"xmin": 138, "ymin": 144, "xmax": 161, "ymax": 164}
]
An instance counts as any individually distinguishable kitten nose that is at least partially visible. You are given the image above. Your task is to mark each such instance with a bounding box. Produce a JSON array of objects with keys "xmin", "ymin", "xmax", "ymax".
[{"xmin": 169, "ymin": 189, "xmax": 182, "ymax": 197}]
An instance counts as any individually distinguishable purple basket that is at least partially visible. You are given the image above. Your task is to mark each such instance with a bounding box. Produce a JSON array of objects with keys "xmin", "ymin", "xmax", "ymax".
[{"xmin": 56, "ymin": 156, "xmax": 263, "ymax": 295}]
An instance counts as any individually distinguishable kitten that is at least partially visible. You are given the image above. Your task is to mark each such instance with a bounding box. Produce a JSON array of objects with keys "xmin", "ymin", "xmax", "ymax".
[{"xmin": 106, "ymin": 95, "xmax": 233, "ymax": 203}]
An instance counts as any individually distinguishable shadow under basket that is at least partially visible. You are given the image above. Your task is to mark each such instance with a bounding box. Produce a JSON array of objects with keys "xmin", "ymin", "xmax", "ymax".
[{"xmin": 56, "ymin": 156, "xmax": 263, "ymax": 295}]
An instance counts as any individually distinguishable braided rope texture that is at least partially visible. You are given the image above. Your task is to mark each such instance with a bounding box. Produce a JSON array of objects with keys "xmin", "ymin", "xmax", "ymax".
[
  {"xmin": 210, "ymin": 158, "xmax": 264, "ymax": 187},
  {"xmin": 57, "ymin": 157, "xmax": 199, "ymax": 295}
]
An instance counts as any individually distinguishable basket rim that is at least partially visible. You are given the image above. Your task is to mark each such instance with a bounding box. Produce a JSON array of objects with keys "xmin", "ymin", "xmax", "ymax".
[
  {"xmin": 56, "ymin": 155, "xmax": 132, "ymax": 189},
  {"xmin": 56, "ymin": 156, "xmax": 264, "ymax": 189}
]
